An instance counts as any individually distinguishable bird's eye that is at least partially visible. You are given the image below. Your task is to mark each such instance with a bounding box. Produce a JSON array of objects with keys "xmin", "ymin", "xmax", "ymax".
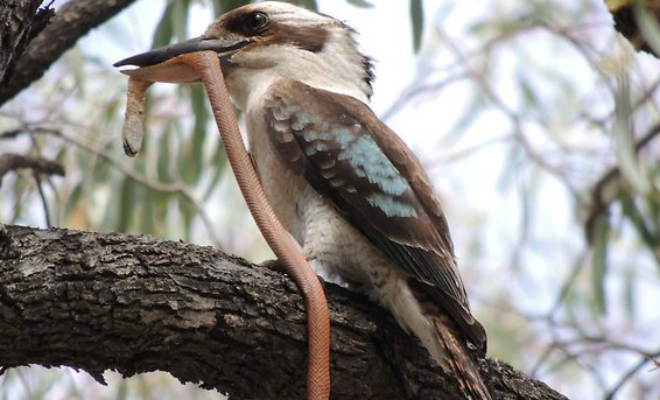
[{"xmin": 244, "ymin": 12, "xmax": 268, "ymax": 34}]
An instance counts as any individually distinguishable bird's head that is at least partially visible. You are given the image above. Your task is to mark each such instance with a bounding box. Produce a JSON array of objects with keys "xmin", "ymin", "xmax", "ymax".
[{"xmin": 115, "ymin": 2, "xmax": 374, "ymax": 106}]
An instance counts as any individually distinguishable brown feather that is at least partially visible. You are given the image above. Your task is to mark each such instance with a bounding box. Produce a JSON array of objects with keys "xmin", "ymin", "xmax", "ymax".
[
  {"xmin": 412, "ymin": 282, "xmax": 492, "ymax": 400},
  {"xmin": 431, "ymin": 315, "xmax": 492, "ymax": 400}
]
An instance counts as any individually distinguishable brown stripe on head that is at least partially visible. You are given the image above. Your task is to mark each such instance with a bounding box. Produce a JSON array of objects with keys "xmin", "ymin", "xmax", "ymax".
[
  {"xmin": 206, "ymin": 2, "xmax": 375, "ymax": 100},
  {"xmin": 217, "ymin": 3, "xmax": 329, "ymax": 53},
  {"xmin": 261, "ymin": 22, "xmax": 329, "ymax": 53}
]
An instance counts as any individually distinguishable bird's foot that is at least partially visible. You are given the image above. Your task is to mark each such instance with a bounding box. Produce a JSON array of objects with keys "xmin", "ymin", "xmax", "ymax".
[
  {"xmin": 260, "ymin": 258, "xmax": 287, "ymax": 272},
  {"xmin": 259, "ymin": 257, "xmax": 326, "ymax": 289}
]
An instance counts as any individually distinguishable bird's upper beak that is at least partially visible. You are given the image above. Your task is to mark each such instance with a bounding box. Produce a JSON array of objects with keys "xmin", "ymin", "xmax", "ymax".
[{"xmin": 113, "ymin": 36, "xmax": 249, "ymax": 83}]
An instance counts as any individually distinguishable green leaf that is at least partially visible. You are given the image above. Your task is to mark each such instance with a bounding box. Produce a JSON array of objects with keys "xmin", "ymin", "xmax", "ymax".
[
  {"xmin": 152, "ymin": 1, "xmax": 175, "ymax": 48},
  {"xmin": 346, "ymin": 0, "xmax": 374, "ymax": 8},
  {"xmin": 204, "ymin": 143, "xmax": 228, "ymax": 201},
  {"xmin": 647, "ymin": 193, "xmax": 660, "ymax": 234},
  {"xmin": 219, "ymin": 0, "xmax": 252, "ymax": 15},
  {"xmin": 153, "ymin": 190, "xmax": 172, "ymax": 235},
  {"xmin": 518, "ymin": 73, "xmax": 539, "ymax": 110},
  {"xmin": 172, "ymin": 0, "xmax": 191, "ymax": 43},
  {"xmin": 141, "ymin": 191, "xmax": 156, "ymax": 235},
  {"xmin": 410, "ymin": 0, "xmax": 424, "ymax": 52},
  {"xmin": 623, "ymin": 265, "xmax": 636, "ymax": 320},
  {"xmin": 613, "ymin": 72, "xmax": 651, "ymax": 194},
  {"xmin": 606, "ymin": 0, "xmax": 632, "ymax": 12},
  {"xmin": 179, "ymin": 196, "xmax": 196, "ymax": 241},
  {"xmin": 634, "ymin": 0, "xmax": 660, "ymax": 55},
  {"xmin": 63, "ymin": 183, "xmax": 84, "ymax": 222},
  {"xmin": 115, "ymin": 379, "xmax": 129, "ymax": 400},
  {"xmin": 118, "ymin": 178, "xmax": 139, "ymax": 233},
  {"xmin": 620, "ymin": 190, "xmax": 660, "ymax": 262},
  {"xmin": 211, "ymin": 0, "xmax": 223, "ymax": 17},
  {"xmin": 591, "ymin": 216, "xmax": 610, "ymax": 315},
  {"xmin": 157, "ymin": 124, "xmax": 174, "ymax": 183},
  {"xmin": 284, "ymin": 0, "xmax": 318, "ymax": 11}
]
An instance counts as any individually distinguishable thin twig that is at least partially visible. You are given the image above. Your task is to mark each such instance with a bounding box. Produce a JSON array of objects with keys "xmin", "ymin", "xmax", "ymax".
[
  {"xmin": 603, "ymin": 349, "xmax": 660, "ymax": 400},
  {"xmin": 434, "ymin": 25, "xmax": 583, "ymax": 201}
]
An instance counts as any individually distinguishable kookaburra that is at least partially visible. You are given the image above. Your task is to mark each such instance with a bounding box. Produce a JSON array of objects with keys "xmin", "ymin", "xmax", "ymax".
[{"xmin": 116, "ymin": 2, "xmax": 491, "ymax": 399}]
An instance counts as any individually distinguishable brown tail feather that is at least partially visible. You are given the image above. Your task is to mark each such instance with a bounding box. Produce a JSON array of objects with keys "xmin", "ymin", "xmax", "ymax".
[{"xmin": 431, "ymin": 316, "xmax": 492, "ymax": 400}]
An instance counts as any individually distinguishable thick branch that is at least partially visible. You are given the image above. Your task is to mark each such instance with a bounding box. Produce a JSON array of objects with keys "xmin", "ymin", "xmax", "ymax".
[
  {"xmin": 0, "ymin": 153, "xmax": 65, "ymax": 187},
  {"xmin": 0, "ymin": 0, "xmax": 53, "ymax": 87},
  {"xmin": 0, "ymin": 224, "xmax": 569, "ymax": 400},
  {"xmin": 0, "ymin": 0, "xmax": 139, "ymax": 105}
]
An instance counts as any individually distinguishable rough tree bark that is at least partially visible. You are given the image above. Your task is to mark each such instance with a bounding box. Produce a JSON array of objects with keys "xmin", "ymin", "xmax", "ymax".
[
  {"xmin": 0, "ymin": 0, "xmax": 141, "ymax": 106},
  {"xmin": 0, "ymin": 0, "xmax": 53, "ymax": 88},
  {"xmin": 0, "ymin": 224, "xmax": 570, "ymax": 400}
]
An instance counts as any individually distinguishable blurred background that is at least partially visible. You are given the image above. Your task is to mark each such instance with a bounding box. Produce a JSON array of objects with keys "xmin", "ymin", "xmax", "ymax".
[{"xmin": 1, "ymin": 0, "xmax": 660, "ymax": 399}]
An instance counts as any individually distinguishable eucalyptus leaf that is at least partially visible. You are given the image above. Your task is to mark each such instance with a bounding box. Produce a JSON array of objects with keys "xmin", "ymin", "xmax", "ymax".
[
  {"xmin": 613, "ymin": 72, "xmax": 651, "ymax": 194},
  {"xmin": 63, "ymin": 183, "xmax": 84, "ymax": 223},
  {"xmin": 157, "ymin": 124, "xmax": 174, "ymax": 183},
  {"xmin": 118, "ymin": 178, "xmax": 139, "ymax": 233},
  {"xmin": 211, "ymin": 0, "xmax": 223, "ymax": 17},
  {"xmin": 141, "ymin": 192, "xmax": 156, "ymax": 235},
  {"xmin": 172, "ymin": 0, "xmax": 191, "ymax": 43},
  {"xmin": 284, "ymin": 0, "xmax": 318, "ymax": 11},
  {"xmin": 518, "ymin": 73, "xmax": 539, "ymax": 110},
  {"xmin": 152, "ymin": 1, "xmax": 175, "ymax": 48},
  {"xmin": 220, "ymin": 0, "xmax": 252, "ymax": 14},
  {"xmin": 410, "ymin": 0, "xmax": 424, "ymax": 52},
  {"xmin": 591, "ymin": 216, "xmax": 610, "ymax": 315},
  {"xmin": 623, "ymin": 265, "xmax": 636, "ymax": 320},
  {"xmin": 647, "ymin": 194, "xmax": 660, "ymax": 234},
  {"xmin": 620, "ymin": 190, "xmax": 660, "ymax": 258},
  {"xmin": 179, "ymin": 197, "xmax": 196, "ymax": 241},
  {"xmin": 115, "ymin": 380, "xmax": 129, "ymax": 400},
  {"xmin": 347, "ymin": 0, "xmax": 374, "ymax": 8},
  {"xmin": 204, "ymin": 143, "xmax": 228, "ymax": 201},
  {"xmin": 606, "ymin": 0, "xmax": 631, "ymax": 11},
  {"xmin": 634, "ymin": 0, "xmax": 660, "ymax": 55}
]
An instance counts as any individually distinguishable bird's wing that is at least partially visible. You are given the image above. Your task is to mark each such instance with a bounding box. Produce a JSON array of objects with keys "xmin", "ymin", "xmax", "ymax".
[{"xmin": 263, "ymin": 80, "xmax": 486, "ymax": 351}]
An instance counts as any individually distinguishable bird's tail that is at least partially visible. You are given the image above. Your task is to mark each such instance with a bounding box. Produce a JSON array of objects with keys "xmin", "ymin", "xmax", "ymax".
[{"xmin": 430, "ymin": 315, "xmax": 492, "ymax": 400}]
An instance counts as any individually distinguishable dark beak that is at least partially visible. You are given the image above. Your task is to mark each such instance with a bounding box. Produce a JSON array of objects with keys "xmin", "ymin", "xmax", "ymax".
[{"xmin": 114, "ymin": 36, "xmax": 248, "ymax": 83}]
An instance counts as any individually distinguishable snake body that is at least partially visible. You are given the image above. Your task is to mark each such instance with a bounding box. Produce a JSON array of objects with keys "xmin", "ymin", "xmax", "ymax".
[{"xmin": 120, "ymin": 51, "xmax": 331, "ymax": 400}]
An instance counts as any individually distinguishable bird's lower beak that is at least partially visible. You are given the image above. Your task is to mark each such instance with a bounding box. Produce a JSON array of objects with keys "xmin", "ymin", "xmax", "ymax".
[{"xmin": 113, "ymin": 36, "xmax": 248, "ymax": 83}]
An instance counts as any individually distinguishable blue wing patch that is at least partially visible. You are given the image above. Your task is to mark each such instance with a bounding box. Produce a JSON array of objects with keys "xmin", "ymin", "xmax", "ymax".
[{"xmin": 284, "ymin": 109, "xmax": 418, "ymax": 219}]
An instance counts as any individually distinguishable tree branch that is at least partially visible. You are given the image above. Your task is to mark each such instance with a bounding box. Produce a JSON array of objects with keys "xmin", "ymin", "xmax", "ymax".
[
  {"xmin": 0, "ymin": 0, "xmax": 140, "ymax": 106},
  {"xmin": 0, "ymin": 0, "xmax": 54, "ymax": 87},
  {"xmin": 0, "ymin": 153, "xmax": 65, "ymax": 188},
  {"xmin": 585, "ymin": 122, "xmax": 660, "ymax": 244},
  {"xmin": 0, "ymin": 224, "xmax": 569, "ymax": 400}
]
